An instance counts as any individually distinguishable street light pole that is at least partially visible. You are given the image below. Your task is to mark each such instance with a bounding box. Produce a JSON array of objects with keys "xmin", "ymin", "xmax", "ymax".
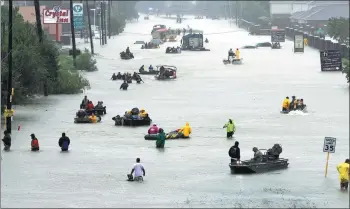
[{"xmin": 90, "ymin": 8, "xmax": 96, "ymax": 28}]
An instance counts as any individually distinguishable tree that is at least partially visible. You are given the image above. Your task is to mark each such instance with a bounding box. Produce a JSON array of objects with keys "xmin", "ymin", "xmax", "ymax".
[
  {"xmin": 327, "ymin": 17, "xmax": 349, "ymax": 44},
  {"xmin": 342, "ymin": 59, "xmax": 349, "ymax": 83},
  {"xmin": 1, "ymin": 6, "xmax": 91, "ymax": 104}
]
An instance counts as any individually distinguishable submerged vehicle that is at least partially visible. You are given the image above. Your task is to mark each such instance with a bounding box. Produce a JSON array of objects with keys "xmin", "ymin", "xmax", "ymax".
[
  {"xmin": 120, "ymin": 52, "xmax": 134, "ymax": 60},
  {"xmin": 181, "ymin": 33, "xmax": 210, "ymax": 51},
  {"xmin": 256, "ymin": 42, "xmax": 272, "ymax": 47},
  {"xmin": 154, "ymin": 65, "xmax": 177, "ymax": 80},
  {"xmin": 151, "ymin": 24, "xmax": 166, "ymax": 34},
  {"xmin": 241, "ymin": 45, "xmax": 257, "ymax": 49},
  {"xmin": 134, "ymin": 41, "xmax": 145, "ymax": 45},
  {"xmin": 74, "ymin": 115, "xmax": 101, "ymax": 123},
  {"xmin": 271, "ymin": 42, "xmax": 281, "ymax": 49},
  {"xmin": 229, "ymin": 144, "xmax": 289, "ymax": 174},
  {"xmin": 165, "ymin": 47, "xmax": 181, "ymax": 54},
  {"xmin": 144, "ymin": 16, "xmax": 149, "ymax": 20}
]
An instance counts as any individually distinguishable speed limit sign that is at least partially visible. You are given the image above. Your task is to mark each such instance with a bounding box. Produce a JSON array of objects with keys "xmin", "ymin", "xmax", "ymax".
[{"xmin": 323, "ymin": 137, "xmax": 336, "ymax": 153}]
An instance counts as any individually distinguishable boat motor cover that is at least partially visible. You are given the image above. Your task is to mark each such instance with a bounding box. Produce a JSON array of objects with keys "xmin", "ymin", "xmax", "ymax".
[
  {"xmin": 269, "ymin": 144, "xmax": 283, "ymax": 155},
  {"xmin": 131, "ymin": 108, "xmax": 139, "ymax": 115}
]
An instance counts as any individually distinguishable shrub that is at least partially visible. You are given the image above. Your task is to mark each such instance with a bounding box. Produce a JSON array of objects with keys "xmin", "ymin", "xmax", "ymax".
[{"xmin": 76, "ymin": 48, "xmax": 98, "ymax": 72}]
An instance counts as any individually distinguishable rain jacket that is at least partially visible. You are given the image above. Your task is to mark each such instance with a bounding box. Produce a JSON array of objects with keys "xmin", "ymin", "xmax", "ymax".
[
  {"xmin": 139, "ymin": 110, "xmax": 148, "ymax": 118},
  {"xmin": 87, "ymin": 103, "xmax": 94, "ymax": 111},
  {"xmin": 31, "ymin": 138, "xmax": 39, "ymax": 149},
  {"xmin": 148, "ymin": 125, "xmax": 159, "ymax": 134},
  {"xmin": 156, "ymin": 132, "xmax": 166, "ymax": 148},
  {"xmin": 235, "ymin": 49, "xmax": 240, "ymax": 59},
  {"xmin": 180, "ymin": 122, "xmax": 192, "ymax": 137},
  {"xmin": 224, "ymin": 120, "xmax": 235, "ymax": 133},
  {"xmin": 59, "ymin": 136, "xmax": 70, "ymax": 150},
  {"xmin": 89, "ymin": 115, "xmax": 97, "ymax": 123},
  {"xmin": 282, "ymin": 98, "xmax": 290, "ymax": 109},
  {"xmin": 337, "ymin": 162, "xmax": 349, "ymax": 182}
]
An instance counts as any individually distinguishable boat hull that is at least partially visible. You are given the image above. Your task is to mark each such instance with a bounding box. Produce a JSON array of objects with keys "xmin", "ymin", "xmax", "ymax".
[
  {"xmin": 229, "ymin": 158, "xmax": 289, "ymax": 174},
  {"xmin": 115, "ymin": 118, "xmax": 152, "ymax": 126},
  {"xmin": 74, "ymin": 116, "xmax": 101, "ymax": 123}
]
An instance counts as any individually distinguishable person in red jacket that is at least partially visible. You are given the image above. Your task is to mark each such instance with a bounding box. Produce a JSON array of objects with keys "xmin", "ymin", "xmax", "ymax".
[
  {"xmin": 87, "ymin": 101, "xmax": 94, "ymax": 111},
  {"xmin": 30, "ymin": 133, "xmax": 39, "ymax": 151}
]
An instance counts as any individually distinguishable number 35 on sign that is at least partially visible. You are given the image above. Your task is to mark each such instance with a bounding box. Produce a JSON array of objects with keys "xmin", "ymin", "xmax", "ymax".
[{"xmin": 323, "ymin": 137, "xmax": 336, "ymax": 153}]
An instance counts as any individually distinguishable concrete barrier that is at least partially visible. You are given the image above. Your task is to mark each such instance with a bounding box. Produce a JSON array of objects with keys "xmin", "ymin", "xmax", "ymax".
[{"xmin": 285, "ymin": 27, "xmax": 349, "ymax": 59}]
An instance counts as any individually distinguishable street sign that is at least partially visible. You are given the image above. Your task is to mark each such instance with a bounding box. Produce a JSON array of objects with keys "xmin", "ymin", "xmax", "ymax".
[
  {"xmin": 323, "ymin": 137, "xmax": 336, "ymax": 153},
  {"xmin": 271, "ymin": 29, "xmax": 285, "ymax": 42},
  {"xmin": 43, "ymin": 8, "xmax": 70, "ymax": 24},
  {"xmin": 73, "ymin": 3, "xmax": 83, "ymax": 16},
  {"xmin": 320, "ymin": 50, "xmax": 342, "ymax": 71},
  {"xmin": 72, "ymin": 3, "xmax": 84, "ymax": 30},
  {"xmin": 294, "ymin": 34, "xmax": 304, "ymax": 53}
]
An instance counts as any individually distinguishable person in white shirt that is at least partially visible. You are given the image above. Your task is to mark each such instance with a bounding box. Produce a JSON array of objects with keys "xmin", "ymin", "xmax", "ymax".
[{"xmin": 130, "ymin": 158, "xmax": 145, "ymax": 181}]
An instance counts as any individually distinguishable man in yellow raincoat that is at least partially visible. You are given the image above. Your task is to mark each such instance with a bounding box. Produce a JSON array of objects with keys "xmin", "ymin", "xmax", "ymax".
[
  {"xmin": 282, "ymin": 97, "xmax": 290, "ymax": 111},
  {"xmin": 223, "ymin": 119, "xmax": 236, "ymax": 138},
  {"xmin": 179, "ymin": 122, "xmax": 192, "ymax": 138},
  {"xmin": 337, "ymin": 159, "xmax": 350, "ymax": 190},
  {"xmin": 139, "ymin": 108, "xmax": 148, "ymax": 118},
  {"xmin": 89, "ymin": 113, "xmax": 97, "ymax": 123},
  {"xmin": 235, "ymin": 48, "xmax": 240, "ymax": 59}
]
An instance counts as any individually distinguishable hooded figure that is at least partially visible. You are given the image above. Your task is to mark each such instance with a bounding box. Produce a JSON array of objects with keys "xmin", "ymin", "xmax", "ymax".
[
  {"xmin": 139, "ymin": 65, "xmax": 145, "ymax": 73},
  {"xmin": 59, "ymin": 132, "xmax": 70, "ymax": 151},
  {"xmin": 2, "ymin": 130, "xmax": 11, "ymax": 151},
  {"xmin": 156, "ymin": 128, "xmax": 166, "ymax": 148},
  {"xmin": 252, "ymin": 147, "xmax": 263, "ymax": 162},
  {"xmin": 148, "ymin": 124, "xmax": 159, "ymax": 134},
  {"xmin": 289, "ymin": 96, "xmax": 296, "ymax": 110},
  {"xmin": 111, "ymin": 73, "xmax": 117, "ymax": 80},
  {"xmin": 149, "ymin": 65, "xmax": 154, "ymax": 71},
  {"xmin": 228, "ymin": 141, "xmax": 241, "ymax": 164},
  {"xmin": 139, "ymin": 109, "xmax": 148, "ymax": 118},
  {"xmin": 223, "ymin": 119, "xmax": 235, "ymax": 138},
  {"xmin": 120, "ymin": 81, "xmax": 129, "ymax": 90},
  {"xmin": 126, "ymin": 47, "xmax": 130, "ymax": 54},
  {"xmin": 30, "ymin": 133, "xmax": 39, "ymax": 151},
  {"xmin": 180, "ymin": 122, "xmax": 192, "ymax": 138}
]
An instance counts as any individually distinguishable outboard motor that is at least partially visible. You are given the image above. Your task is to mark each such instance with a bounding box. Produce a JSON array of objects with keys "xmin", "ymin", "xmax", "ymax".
[
  {"xmin": 267, "ymin": 144, "xmax": 282, "ymax": 159},
  {"xmin": 112, "ymin": 115, "xmax": 123, "ymax": 125}
]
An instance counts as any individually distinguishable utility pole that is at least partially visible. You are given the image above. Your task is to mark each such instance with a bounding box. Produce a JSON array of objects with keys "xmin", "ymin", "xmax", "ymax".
[
  {"xmin": 100, "ymin": 1, "xmax": 104, "ymax": 45},
  {"xmin": 235, "ymin": 1, "xmax": 238, "ymax": 26},
  {"xmin": 69, "ymin": 0, "xmax": 77, "ymax": 67},
  {"xmin": 34, "ymin": 0, "xmax": 48, "ymax": 96},
  {"xmin": 103, "ymin": 1, "xmax": 107, "ymax": 44},
  {"xmin": 5, "ymin": 0, "xmax": 13, "ymax": 133},
  {"xmin": 108, "ymin": 0, "xmax": 111, "ymax": 39},
  {"xmin": 85, "ymin": 0, "xmax": 94, "ymax": 54}
]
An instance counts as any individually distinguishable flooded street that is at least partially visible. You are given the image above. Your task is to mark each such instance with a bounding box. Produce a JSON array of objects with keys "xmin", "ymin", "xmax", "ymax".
[{"xmin": 1, "ymin": 16, "xmax": 349, "ymax": 208}]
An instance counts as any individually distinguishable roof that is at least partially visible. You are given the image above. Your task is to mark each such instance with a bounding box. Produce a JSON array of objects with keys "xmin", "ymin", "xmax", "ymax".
[
  {"xmin": 302, "ymin": 5, "xmax": 349, "ymax": 20},
  {"xmin": 156, "ymin": 28, "xmax": 168, "ymax": 32}
]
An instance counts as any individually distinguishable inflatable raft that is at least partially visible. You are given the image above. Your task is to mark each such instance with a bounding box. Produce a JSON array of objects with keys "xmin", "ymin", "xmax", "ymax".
[
  {"xmin": 74, "ymin": 116, "xmax": 101, "ymax": 123},
  {"xmin": 144, "ymin": 130, "xmax": 186, "ymax": 140}
]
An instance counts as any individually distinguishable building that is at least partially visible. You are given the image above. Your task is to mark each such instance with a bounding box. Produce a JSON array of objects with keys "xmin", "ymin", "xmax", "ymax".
[{"xmin": 270, "ymin": 1, "xmax": 348, "ymax": 28}]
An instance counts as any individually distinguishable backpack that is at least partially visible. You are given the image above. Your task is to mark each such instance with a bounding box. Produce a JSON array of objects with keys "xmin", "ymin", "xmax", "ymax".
[
  {"xmin": 229, "ymin": 146, "xmax": 238, "ymax": 158},
  {"xmin": 62, "ymin": 140, "xmax": 69, "ymax": 150}
]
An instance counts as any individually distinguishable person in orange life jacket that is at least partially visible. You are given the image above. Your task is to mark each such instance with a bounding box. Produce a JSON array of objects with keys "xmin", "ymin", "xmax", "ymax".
[
  {"xmin": 30, "ymin": 133, "xmax": 39, "ymax": 151},
  {"xmin": 58, "ymin": 132, "xmax": 70, "ymax": 152}
]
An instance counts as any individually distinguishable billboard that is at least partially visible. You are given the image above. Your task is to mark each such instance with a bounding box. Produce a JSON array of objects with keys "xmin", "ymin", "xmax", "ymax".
[
  {"xmin": 43, "ymin": 7, "xmax": 70, "ymax": 24},
  {"xmin": 320, "ymin": 50, "xmax": 342, "ymax": 71},
  {"xmin": 294, "ymin": 34, "xmax": 304, "ymax": 53}
]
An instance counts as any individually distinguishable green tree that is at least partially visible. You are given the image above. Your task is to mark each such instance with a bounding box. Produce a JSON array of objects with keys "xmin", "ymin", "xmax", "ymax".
[
  {"xmin": 327, "ymin": 17, "xmax": 349, "ymax": 44},
  {"xmin": 1, "ymin": 6, "xmax": 91, "ymax": 104},
  {"xmin": 342, "ymin": 59, "xmax": 349, "ymax": 83}
]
